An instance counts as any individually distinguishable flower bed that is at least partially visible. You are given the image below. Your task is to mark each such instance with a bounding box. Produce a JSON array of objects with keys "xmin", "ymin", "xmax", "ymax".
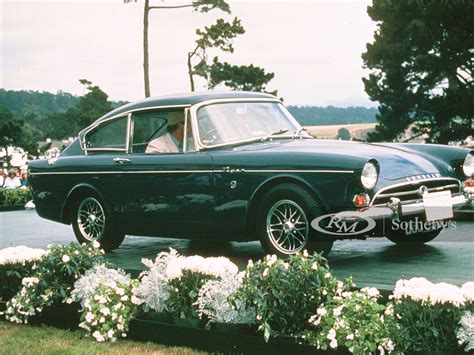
[{"xmin": 1, "ymin": 245, "xmax": 472, "ymax": 353}]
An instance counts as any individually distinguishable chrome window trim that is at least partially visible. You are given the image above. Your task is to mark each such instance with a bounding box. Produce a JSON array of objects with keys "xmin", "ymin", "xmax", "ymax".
[
  {"xmin": 369, "ymin": 177, "xmax": 462, "ymax": 206},
  {"xmin": 81, "ymin": 113, "xmax": 131, "ymax": 154},
  {"xmin": 189, "ymin": 98, "xmax": 302, "ymax": 151},
  {"xmin": 79, "ymin": 104, "xmax": 191, "ymax": 151}
]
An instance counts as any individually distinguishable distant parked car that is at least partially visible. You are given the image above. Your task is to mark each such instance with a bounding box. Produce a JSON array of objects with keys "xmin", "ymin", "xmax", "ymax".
[{"xmin": 28, "ymin": 92, "xmax": 473, "ymax": 256}]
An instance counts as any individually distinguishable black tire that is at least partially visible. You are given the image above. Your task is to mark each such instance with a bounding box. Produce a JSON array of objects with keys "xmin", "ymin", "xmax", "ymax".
[
  {"xmin": 71, "ymin": 194, "xmax": 124, "ymax": 251},
  {"xmin": 256, "ymin": 183, "xmax": 333, "ymax": 257},
  {"xmin": 385, "ymin": 228, "xmax": 442, "ymax": 245}
]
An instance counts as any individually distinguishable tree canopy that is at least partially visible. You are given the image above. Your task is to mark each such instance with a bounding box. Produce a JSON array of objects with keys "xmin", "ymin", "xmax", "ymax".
[{"xmin": 362, "ymin": 0, "xmax": 473, "ymax": 143}]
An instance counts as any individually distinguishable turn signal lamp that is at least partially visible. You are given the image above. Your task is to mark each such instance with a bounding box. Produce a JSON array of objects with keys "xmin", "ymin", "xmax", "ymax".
[{"xmin": 353, "ymin": 193, "xmax": 370, "ymax": 208}]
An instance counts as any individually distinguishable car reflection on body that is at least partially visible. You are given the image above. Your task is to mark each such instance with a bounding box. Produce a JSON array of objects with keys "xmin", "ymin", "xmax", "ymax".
[{"xmin": 28, "ymin": 92, "xmax": 474, "ymax": 257}]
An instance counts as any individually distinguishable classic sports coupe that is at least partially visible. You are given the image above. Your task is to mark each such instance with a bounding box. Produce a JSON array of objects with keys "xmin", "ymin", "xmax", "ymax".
[{"xmin": 28, "ymin": 91, "xmax": 473, "ymax": 256}]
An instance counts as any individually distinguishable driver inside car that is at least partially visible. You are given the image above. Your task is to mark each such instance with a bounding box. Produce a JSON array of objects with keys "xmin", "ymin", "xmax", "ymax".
[{"xmin": 146, "ymin": 111, "xmax": 184, "ymax": 153}]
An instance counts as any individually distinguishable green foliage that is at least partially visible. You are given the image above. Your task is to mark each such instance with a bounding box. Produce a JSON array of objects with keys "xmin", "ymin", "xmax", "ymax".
[
  {"xmin": 303, "ymin": 289, "xmax": 397, "ymax": 354},
  {"xmin": 166, "ymin": 270, "xmax": 216, "ymax": 319},
  {"xmin": 0, "ymin": 89, "xmax": 78, "ymax": 117},
  {"xmin": 362, "ymin": 0, "xmax": 474, "ymax": 144},
  {"xmin": 0, "ymin": 188, "xmax": 32, "ymax": 206},
  {"xmin": 208, "ymin": 59, "xmax": 276, "ymax": 95},
  {"xmin": 0, "ymin": 263, "xmax": 35, "ymax": 302},
  {"xmin": 336, "ymin": 127, "xmax": 351, "ymax": 140},
  {"xmin": 232, "ymin": 252, "xmax": 352, "ymax": 341},
  {"xmin": 5, "ymin": 243, "xmax": 104, "ymax": 324},
  {"xmin": 79, "ymin": 279, "xmax": 140, "ymax": 342},
  {"xmin": 391, "ymin": 298, "xmax": 468, "ymax": 352},
  {"xmin": 0, "ymin": 106, "xmax": 40, "ymax": 162},
  {"xmin": 193, "ymin": 0, "xmax": 230, "ymax": 13}
]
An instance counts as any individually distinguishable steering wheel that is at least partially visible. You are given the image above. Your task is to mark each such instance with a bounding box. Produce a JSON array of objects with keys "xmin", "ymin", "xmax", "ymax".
[{"xmin": 202, "ymin": 129, "xmax": 219, "ymax": 145}]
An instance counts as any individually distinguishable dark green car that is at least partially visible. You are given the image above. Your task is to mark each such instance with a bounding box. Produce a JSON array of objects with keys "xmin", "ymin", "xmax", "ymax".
[{"xmin": 28, "ymin": 91, "xmax": 473, "ymax": 257}]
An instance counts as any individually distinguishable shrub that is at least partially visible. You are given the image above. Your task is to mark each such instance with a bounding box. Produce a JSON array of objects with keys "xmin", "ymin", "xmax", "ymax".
[
  {"xmin": 457, "ymin": 311, "xmax": 474, "ymax": 352},
  {"xmin": 0, "ymin": 246, "xmax": 46, "ymax": 301},
  {"xmin": 134, "ymin": 249, "xmax": 239, "ymax": 320},
  {"xmin": 196, "ymin": 273, "xmax": 255, "ymax": 324},
  {"xmin": 5, "ymin": 242, "xmax": 104, "ymax": 324},
  {"xmin": 390, "ymin": 277, "xmax": 471, "ymax": 352},
  {"xmin": 233, "ymin": 251, "xmax": 352, "ymax": 341},
  {"xmin": 71, "ymin": 264, "xmax": 131, "ymax": 307},
  {"xmin": 303, "ymin": 288, "xmax": 397, "ymax": 354},
  {"xmin": 78, "ymin": 279, "xmax": 142, "ymax": 342},
  {"xmin": 0, "ymin": 188, "xmax": 32, "ymax": 206}
]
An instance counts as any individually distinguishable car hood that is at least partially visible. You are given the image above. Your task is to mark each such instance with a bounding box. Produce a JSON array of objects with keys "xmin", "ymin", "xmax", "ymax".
[{"xmin": 231, "ymin": 139, "xmax": 451, "ymax": 180}]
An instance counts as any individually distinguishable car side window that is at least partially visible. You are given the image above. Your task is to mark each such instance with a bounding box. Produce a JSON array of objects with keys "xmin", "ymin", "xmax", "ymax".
[
  {"xmin": 86, "ymin": 116, "xmax": 128, "ymax": 151},
  {"xmin": 131, "ymin": 111, "xmax": 168, "ymax": 153},
  {"xmin": 131, "ymin": 109, "xmax": 195, "ymax": 154}
]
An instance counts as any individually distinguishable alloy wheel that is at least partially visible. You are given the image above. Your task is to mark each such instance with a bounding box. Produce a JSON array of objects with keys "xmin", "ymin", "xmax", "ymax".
[
  {"xmin": 266, "ymin": 199, "xmax": 309, "ymax": 254},
  {"xmin": 76, "ymin": 197, "xmax": 106, "ymax": 241}
]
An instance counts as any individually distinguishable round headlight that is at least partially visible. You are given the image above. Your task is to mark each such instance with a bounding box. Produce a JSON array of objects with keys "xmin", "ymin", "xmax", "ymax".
[
  {"xmin": 463, "ymin": 153, "xmax": 474, "ymax": 177},
  {"xmin": 361, "ymin": 162, "xmax": 378, "ymax": 190}
]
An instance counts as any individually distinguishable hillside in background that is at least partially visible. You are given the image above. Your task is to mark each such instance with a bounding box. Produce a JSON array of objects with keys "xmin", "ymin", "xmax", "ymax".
[
  {"xmin": 0, "ymin": 89, "xmax": 377, "ymax": 126},
  {"xmin": 287, "ymin": 105, "xmax": 377, "ymax": 126},
  {"xmin": 0, "ymin": 89, "xmax": 127, "ymax": 118}
]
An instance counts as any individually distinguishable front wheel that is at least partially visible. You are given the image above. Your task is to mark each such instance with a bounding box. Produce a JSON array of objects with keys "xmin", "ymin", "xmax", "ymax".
[
  {"xmin": 256, "ymin": 183, "xmax": 333, "ymax": 258},
  {"xmin": 72, "ymin": 195, "xmax": 124, "ymax": 251}
]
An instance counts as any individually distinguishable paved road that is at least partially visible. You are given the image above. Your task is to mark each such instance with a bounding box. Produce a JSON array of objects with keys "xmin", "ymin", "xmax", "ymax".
[{"xmin": 1, "ymin": 210, "xmax": 473, "ymax": 290}]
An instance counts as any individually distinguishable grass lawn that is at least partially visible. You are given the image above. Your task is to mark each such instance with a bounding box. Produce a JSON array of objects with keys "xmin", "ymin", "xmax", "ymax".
[{"xmin": 0, "ymin": 321, "xmax": 204, "ymax": 354}]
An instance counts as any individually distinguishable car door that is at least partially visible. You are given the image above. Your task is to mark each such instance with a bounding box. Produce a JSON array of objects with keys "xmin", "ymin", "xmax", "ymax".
[
  {"xmin": 115, "ymin": 108, "xmax": 215, "ymax": 238},
  {"xmin": 81, "ymin": 114, "xmax": 130, "ymax": 214}
]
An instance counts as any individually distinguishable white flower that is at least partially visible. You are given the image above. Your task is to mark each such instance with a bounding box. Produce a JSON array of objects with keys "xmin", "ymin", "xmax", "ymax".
[
  {"xmin": 131, "ymin": 295, "xmax": 143, "ymax": 305},
  {"xmin": 262, "ymin": 268, "xmax": 269, "ymax": 277},
  {"xmin": 100, "ymin": 307, "xmax": 110, "ymax": 316},
  {"xmin": 329, "ymin": 338, "xmax": 338, "ymax": 349},
  {"xmin": 303, "ymin": 250, "xmax": 309, "ymax": 257},
  {"xmin": 311, "ymin": 262, "xmax": 318, "ymax": 270},
  {"xmin": 99, "ymin": 317, "xmax": 105, "ymax": 323},
  {"xmin": 317, "ymin": 307, "xmax": 327, "ymax": 316},
  {"xmin": 346, "ymin": 333, "xmax": 354, "ymax": 340},
  {"xmin": 85, "ymin": 312, "xmax": 94, "ymax": 323},
  {"xmin": 107, "ymin": 329, "xmax": 114, "ymax": 339},
  {"xmin": 384, "ymin": 304, "xmax": 394, "ymax": 316},
  {"xmin": 120, "ymin": 295, "xmax": 128, "ymax": 301},
  {"xmin": 92, "ymin": 241, "xmax": 101, "ymax": 249},
  {"xmin": 0, "ymin": 246, "xmax": 46, "ymax": 265},
  {"xmin": 62, "ymin": 255, "xmax": 70, "ymax": 263},
  {"xmin": 327, "ymin": 328, "xmax": 336, "ymax": 340},
  {"xmin": 461, "ymin": 282, "xmax": 474, "ymax": 302},
  {"xmin": 333, "ymin": 306, "xmax": 343, "ymax": 316},
  {"xmin": 361, "ymin": 287, "xmax": 380, "ymax": 298},
  {"xmin": 92, "ymin": 331, "xmax": 105, "ymax": 342},
  {"xmin": 267, "ymin": 254, "xmax": 277, "ymax": 266}
]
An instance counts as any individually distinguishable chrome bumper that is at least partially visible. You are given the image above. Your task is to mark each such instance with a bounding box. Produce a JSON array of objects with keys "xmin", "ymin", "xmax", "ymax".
[{"xmin": 335, "ymin": 193, "xmax": 470, "ymax": 222}]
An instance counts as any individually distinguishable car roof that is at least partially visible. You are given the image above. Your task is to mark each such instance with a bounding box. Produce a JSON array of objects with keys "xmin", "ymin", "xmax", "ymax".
[{"xmin": 98, "ymin": 91, "xmax": 276, "ymax": 122}]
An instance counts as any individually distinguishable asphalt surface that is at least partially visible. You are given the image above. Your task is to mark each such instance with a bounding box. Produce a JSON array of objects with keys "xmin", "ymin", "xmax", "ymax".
[{"xmin": 1, "ymin": 210, "xmax": 473, "ymax": 290}]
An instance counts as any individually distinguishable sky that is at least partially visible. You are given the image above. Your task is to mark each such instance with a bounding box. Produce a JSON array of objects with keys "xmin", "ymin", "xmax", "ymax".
[{"xmin": 1, "ymin": 0, "xmax": 378, "ymax": 107}]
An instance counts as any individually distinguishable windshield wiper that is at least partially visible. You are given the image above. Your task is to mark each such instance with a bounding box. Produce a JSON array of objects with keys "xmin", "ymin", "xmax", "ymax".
[{"xmin": 261, "ymin": 128, "xmax": 289, "ymax": 142}]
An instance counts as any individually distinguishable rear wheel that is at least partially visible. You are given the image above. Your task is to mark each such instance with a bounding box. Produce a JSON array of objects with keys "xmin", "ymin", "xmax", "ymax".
[
  {"xmin": 385, "ymin": 229, "xmax": 442, "ymax": 245},
  {"xmin": 72, "ymin": 194, "xmax": 124, "ymax": 251},
  {"xmin": 256, "ymin": 183, "xmax": 333, "ymax": 257}
]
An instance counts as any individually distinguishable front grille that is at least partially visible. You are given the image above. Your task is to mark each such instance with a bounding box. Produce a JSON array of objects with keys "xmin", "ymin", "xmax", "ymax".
[{"xmin": 371, "ymin": 178, "xmax": 461, "ymax": 206}]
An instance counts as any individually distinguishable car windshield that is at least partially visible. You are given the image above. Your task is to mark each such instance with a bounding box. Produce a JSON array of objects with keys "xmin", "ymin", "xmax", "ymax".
[{"xmin": 196, "ymin": 101, "xmax": 303, "ymax": 147}]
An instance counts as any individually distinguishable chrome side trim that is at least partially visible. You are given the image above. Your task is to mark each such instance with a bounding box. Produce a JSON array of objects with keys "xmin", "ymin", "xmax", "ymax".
[
  {"xmin": 29, "ymin": 168, "xmax": 354, "ymax": 176},
  {"xmin": 370, "ymin": 177, "xmax": 462, "ymax": 206}
]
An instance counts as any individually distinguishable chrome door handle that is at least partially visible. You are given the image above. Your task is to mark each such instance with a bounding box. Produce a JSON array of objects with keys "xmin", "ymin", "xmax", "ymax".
[{"xmin": 113, "ymin": 157, "xmax": 132, "ymax": 165}]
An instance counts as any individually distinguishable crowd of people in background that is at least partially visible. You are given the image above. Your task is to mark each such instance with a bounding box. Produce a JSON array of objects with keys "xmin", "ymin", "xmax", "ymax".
[{"xmin": 0, "ymin": 167, "xmax": 28, "ymax": 189}]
